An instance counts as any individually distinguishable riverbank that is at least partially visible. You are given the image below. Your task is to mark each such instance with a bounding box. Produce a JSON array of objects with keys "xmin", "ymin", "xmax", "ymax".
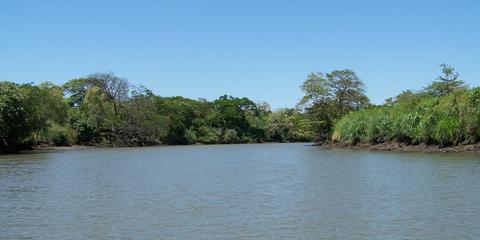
[
  {"xmin": 9, "ymin": 141, "xmax": 480, "ymax": 154},
  {"xmin": 9, "ymin": 141, "xmax": 307, "ymax": 154},
  {"xmin": 324, "ymin": 142, "xmax": 480, "ymax": 153},
  {"xmin": 31, "ymin": 144, "xmax": 95, "ymax": 151}
]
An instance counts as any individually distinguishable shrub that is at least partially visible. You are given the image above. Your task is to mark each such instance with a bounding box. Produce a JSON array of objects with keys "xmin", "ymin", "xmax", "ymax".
[
  {"xmin": 196, "ymin": 126, "xmax": 221, "ymax": 144},
  {"xmin": 222, "ymin": 129, "xmax": 239, "ymax": 143},
  {"xmin": 47, "ymin": 124, "xmax": 77, "ymax": 146},
  {"xmin": 333, "ymin": 88, "xmax": 480, "ymax": 146}
]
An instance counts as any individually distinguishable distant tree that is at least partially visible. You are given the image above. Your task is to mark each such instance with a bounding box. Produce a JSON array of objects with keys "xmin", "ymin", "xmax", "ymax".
[
  {"xmin": 0, "ymin": 82, "xmax": 46, "ymax": 152},
  {"xmin": 118, "ymin": 92, "xmax": 169, "ymax": 145},
  {"xmin": 298, "ymin": 70, "xmax": 369, "ymax": 112},
  {"xmin": 298, "ymin": 73, "xmax": 331, "ymax": 109},
  {"xmin": 84, "ymin": 86, "xmax": 115, "ymax": 132},
  {"xmin": 86, "ymin": 72, "xmax": 129, "ymax": 115},
  {"xmin": 155, "ymin": 96, "xmax": 202, "ymax": 144},
  {"xmin": 265, "ymin": 108, "xmax": 314, "ymax": 142},
  {"xmin": 68, "ymin": 107, "xmax": 97, "ymax": 143},
  {"xmin": 38, "ymin": 82, "xmax": 69, "ymax": 124},
  {"xmin": 327, "ymin": 69, "xmax": 369, "ymax": 115},
  {"xmin": 63, "ymin": 78, "xmax": 90, "ymax": 107},
  {"xmin": 394, "ymin": 90, "xmax": 416, "ymax": 103},
  {"xmin": 426, "ymin": 63, "xmax": 465, "ymax": 95},
  {"xmin": 213, "ymin": 95, "xmax": 266, "ymax": 142},
  {"xmin": 131, "ymin": 85, "xmax": 154, "ymax": 98},
  {"xmin": 297, "ymin": 69, "xmax": 369, "ymax": 142},
  {"xmin": 267, "ymin": 109, "xmax": 293, "ymax": 142}
]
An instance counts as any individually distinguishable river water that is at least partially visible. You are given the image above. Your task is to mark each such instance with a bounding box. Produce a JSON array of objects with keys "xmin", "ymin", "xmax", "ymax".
[{"xmin": 0, "ymin": 143, "xmax": 479, "ymax": 239}]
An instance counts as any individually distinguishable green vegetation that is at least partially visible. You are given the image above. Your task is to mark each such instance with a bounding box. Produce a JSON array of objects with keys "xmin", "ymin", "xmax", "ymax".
[
  {"xmin": 2, "ymin": 64, "xmax": 477, "ymax": 153},
  {"xmin": 333, "ymin": 64, "xmax": 480, "ymax": 147},
  {"xmin": 297, "ymin": 69, "xmax": 370, "ymax": 142},
  {"xmin": 0, "ymin": 73, "xmax": 314, "ymax": 153}
]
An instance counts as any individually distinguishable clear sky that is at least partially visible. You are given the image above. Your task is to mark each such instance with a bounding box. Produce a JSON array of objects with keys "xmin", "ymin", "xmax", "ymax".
[{"xmin": 1, "ymin": 0, "xmax": 479, "ymax": 109}]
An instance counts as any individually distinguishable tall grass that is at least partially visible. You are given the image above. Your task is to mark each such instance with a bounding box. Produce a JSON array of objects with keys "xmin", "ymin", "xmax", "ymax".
[{"xmin": 332, "ymin": 87, "xmax": 480, "ymax": 146}]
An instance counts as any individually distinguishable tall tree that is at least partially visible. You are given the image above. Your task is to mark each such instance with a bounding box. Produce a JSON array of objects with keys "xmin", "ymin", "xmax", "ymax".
[
  {"xmin": 327, "ymin": 69, "xmax": 369, "ymax": 115},
  {"xmin": 63, "ymin": 78, "xmax": 90, "ymax": 107},
  {"xmin": 0, "ymin": 82, "xmax": 46, "ymax": 152},
  {"xmin": 298, "ymin": 69, "xmax": 369, "ymax": 142},
  {"xmin": 426, "ymin": 63, "xmax": 465, "ymax": 95},
  {"xmin": 38, "ymin": 82, "xmax": 69, "ymax": 124},
  {"xmin": 86, "ymin": 72, "xmax": 129, "ymax": 115},
  {"xmin": 298, "ymin": 73, "xmax": 332, "ymax": 108}
]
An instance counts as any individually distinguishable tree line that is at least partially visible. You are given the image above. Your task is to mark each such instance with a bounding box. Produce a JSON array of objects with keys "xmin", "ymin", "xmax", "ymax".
[
  {"xmin": 332, "ymin": 64, "xmax": 480, "ymax": 147},
  {"xmin": 3, "ymin": 65, "xmax": 471, "ymax": 153},
  {"xmin": 1, "ymin": 72, "xmax": 331, "ymax": 153}
]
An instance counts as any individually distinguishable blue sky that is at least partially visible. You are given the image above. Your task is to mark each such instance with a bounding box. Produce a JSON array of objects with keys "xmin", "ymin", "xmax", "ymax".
[{"xmin": 1, "ymin": 0, "xmax": 479, "ymax": 109}]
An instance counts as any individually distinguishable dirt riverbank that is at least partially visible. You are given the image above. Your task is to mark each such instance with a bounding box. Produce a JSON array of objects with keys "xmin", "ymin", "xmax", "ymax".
[{"xmin": 324, "ymin": 142, "xmax": 480, "ymax": 153}]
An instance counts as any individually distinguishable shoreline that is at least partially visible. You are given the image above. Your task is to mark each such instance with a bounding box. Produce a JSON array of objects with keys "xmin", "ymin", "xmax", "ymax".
[
  {"xmin": 10, "ymin": 141, "xmax": 310, "ymax": 154},
  {"xmin": 9, "ymin": 142, "xmax": 480, "ymax": 154},
  {"xmin": 323, "ymin": 142, "xmax": 480, "ymax": 153}
]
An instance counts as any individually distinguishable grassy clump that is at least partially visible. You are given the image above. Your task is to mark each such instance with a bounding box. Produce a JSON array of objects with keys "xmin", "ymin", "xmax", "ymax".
[{"xmin": 332, "ymin": 87, "xmax": 480, "ymax": 147}]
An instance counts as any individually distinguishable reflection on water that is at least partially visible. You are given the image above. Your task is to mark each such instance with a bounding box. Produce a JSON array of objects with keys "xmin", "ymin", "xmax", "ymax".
[{"xmin": 1, "ymin": 144, "xmax": 479, "ymax": 239}]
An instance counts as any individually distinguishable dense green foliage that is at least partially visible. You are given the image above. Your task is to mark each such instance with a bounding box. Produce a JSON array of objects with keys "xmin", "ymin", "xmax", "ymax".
[
  {"xmin": 333, "ymin": 64, "xmax": 480, "ymax": 147},
  {"xmin": 0, "ymin": 73, "xmax": 314, "ymax": 152},
  {"xmin": 297, "ymin": 69, "xmax": 370, "ymax": 142},
  {"xmin": 4, "ymin": 64, "xmax": 474, "ymax": 153}
]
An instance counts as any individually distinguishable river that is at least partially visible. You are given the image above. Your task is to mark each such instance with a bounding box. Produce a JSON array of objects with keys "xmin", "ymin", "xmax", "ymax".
[{"xmin": 1, "ymin": 143, "xmax": 479, "ymax": 239}]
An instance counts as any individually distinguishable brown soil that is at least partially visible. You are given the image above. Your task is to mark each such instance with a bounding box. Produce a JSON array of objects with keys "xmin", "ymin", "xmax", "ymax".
[{"xmin": 324, "ymin": 142, "xmax": 480, "ymax": 153}]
